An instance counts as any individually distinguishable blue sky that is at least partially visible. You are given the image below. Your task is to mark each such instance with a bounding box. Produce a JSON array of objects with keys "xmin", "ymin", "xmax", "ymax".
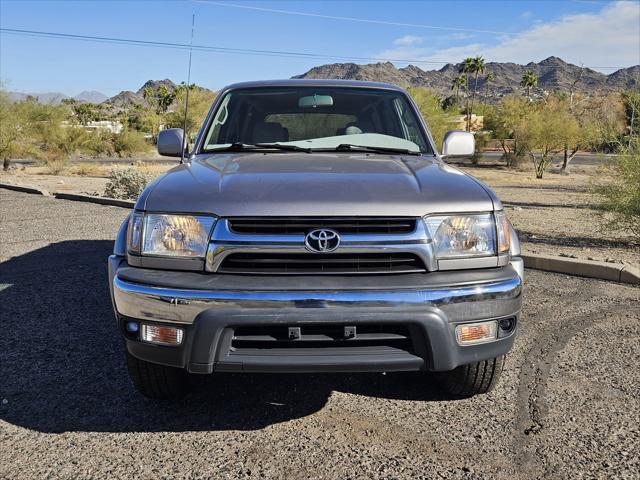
[{"xmin": 1, "ymin": 0, "xmax": 639, "ymax": 96}]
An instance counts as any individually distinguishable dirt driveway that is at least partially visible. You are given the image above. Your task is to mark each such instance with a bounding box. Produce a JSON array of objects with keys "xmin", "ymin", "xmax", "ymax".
[{"xmin": 0, "ymin": 190, "xmax": 638, "ymax": 479}]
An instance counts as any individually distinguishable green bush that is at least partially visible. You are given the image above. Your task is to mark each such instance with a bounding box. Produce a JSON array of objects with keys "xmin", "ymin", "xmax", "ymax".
[
  {"xmin": 84, "ymin": 131, "xmax": 115, "ymax": 156},
  {"xmin": 104, "ymin": 167, "xmax": 151, "ymax": 200},
  {"xmin": 111, "ymin": 130, "xmax": 150, "ymax": 158},
  {"xmin": 596, "ymin": 139, "xmax": 640, "ymax": 238}
]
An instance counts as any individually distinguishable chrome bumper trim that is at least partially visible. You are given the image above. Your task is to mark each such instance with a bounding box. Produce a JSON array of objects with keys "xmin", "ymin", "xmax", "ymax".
[{"xmin": 112, "ymin": 273, "xmax": 522, "ymax": 325}]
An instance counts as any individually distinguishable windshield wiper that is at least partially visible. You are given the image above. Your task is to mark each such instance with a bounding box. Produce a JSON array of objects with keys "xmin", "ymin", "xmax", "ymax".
[
  {"xmin": 316, "ymin": 144, "xmax": 422, "ymax": 156},
  {"xmin": 206, "ymin": 142, "xmax": 312, "ymax": 153}
]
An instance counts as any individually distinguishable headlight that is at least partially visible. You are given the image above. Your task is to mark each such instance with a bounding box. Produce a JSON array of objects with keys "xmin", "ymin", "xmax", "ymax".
[
  {"xmin": 424, "ymin": 213, "xmax": 508, "ymax": 259},
  {"xmin": 128, "ymin": 213, "xmax": 216, "ymax": 258}
]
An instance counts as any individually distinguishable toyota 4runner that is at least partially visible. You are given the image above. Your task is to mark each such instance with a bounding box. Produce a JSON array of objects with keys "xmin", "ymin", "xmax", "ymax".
[{"xmin": 108, "ymin": 80, "xmax": 523, "ymax": 399}]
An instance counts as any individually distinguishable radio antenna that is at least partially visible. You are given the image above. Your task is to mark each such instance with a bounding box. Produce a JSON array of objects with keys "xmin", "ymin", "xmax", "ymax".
[{"xmin": 180, "ymin": 13, "xmax": 195, "ymax": 164}]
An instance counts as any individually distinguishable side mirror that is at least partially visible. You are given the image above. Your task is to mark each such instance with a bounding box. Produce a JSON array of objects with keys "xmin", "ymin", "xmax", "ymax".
[
  {"xmin": 441, "ymin": 130, "xmax": 475, "ymax": 158},
  {"xmin": 157, "ymin": 128, "xmax": 185, "ymax": 157}
]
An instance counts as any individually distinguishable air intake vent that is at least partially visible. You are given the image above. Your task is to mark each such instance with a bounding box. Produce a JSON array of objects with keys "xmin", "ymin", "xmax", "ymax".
[
  {"xmin": 231, "ymin": 324, "xmax": 414, "ymax": 351},
  {"xmin": 218, "ymin": 252, "xmax": 426, "ymax": 275},
  {"xmin": 227, "ymin": 217, "xmax": 417, "ymax": 235}
]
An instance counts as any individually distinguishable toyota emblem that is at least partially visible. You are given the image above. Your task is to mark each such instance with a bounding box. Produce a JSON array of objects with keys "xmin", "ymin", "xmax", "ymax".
[{"xmin": 305, "ymin": 228, "xmax": 340, "ymax": 253}]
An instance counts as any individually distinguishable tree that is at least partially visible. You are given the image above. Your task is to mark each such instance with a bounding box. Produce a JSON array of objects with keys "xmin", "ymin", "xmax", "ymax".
[
  {"xmin": 483, "ymin": 72, "xmax": 494, "ymax": 110},
  {"xmin": 560, "ymin": 93, "xmax": 626, "ymax": 172},
  {"xmin": 72, "ymin": 102, "xmax": 101, "ymax": 126},
  {"xmin": 143, "ymin": 85, "xmax": 176, "ymax": 115},
  {"xmin": 0, "ymin": 90, "xmax": 24, "ymax": 170},
  {"xmin": 622, "ymin": 85, "xmax": 640, "ymax": 143},
  {"xmin": 459, "ymin": 58, "xmax": 474, "ymax": 131},
  {"xmin": 468, "ymin": 55, "xmax": 486, "ymax": 128},
  {"xmin": 520, "ymin": 70, "xmax": 538, "ymax": 100},
  {"xmin": 523, "ymin": 98, "xmax": 579, "ymax": 178},
  {"xmin": 451, "ymin": 75, "xmax": 466, "ymax": 109},
  {"xmin": 407, "ymin": 87, "xmax": 455, "ymax": 147},
  {"xmin": 484, "ymin": 95, "xmax": 530, "ymax": 167},
  {"xmin": 164, "ymin": 86, "xmax": 217, "ymax": 144}
]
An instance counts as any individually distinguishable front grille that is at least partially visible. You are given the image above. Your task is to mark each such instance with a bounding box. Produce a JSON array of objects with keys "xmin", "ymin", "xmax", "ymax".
[
  {"xmin": 231, "ymin": 324, "xmax": 414, "ymax": 352},
  {"xmin": 228, "ymin": 217, "xmax": 417, "ymax": 235},
  {"xmin": 218, "ymin": 252, "xmax": 426, "ymax": 275}
]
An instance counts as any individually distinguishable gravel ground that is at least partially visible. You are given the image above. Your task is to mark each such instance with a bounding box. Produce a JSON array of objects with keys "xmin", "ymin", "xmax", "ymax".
[{"xmin": 1, "ymin": 190, "xmax": 639, "ymax": 480}]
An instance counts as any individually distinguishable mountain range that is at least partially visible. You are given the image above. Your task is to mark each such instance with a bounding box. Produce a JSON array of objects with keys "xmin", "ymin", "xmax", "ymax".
[
  {"xmin": 7, "ymin": 90, "xmax": 108, "ymax": 105},
  {"xmin": 7, "ymin": 57, "xmax": 639, "ymax": 106},
  {"xmin": 106, "ymin": 79, "xmax": 182, "ymax": 108},
  {"xmin": 293, "ymin": 57, "xmax": 639, "ymax": 99}
]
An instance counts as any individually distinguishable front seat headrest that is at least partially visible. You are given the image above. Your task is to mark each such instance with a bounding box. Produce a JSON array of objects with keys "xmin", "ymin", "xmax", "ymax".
[{"xmin": 252, "ymin": 122, "xmax": 289, "ymax": 143}]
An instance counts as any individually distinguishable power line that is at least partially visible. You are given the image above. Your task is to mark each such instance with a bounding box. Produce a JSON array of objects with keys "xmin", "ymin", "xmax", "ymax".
[
  {"xmin": 0, "ymin": 27, "xmax": 450, "ymax": 65},
  {"xmin": 194, "ymin": 1, "xmax": 518, "ymax": 36},
  {"xmin": 0, "ymin": 27, "xmax": 634, "ymax": 71}
]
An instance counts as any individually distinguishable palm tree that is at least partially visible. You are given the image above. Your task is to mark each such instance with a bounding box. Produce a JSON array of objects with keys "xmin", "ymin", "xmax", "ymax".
[
  {"xmin": 459, "ymin": 58, "xmax": 475, "ymax": 131},
  {"xmin": 521, "ymin": 70, "xmax": 538, "ymax": 100},
  {"xmin": 483, "ymin": 72, "xmax": 494, "ymax": 109},
  {"xmin": 451, "ymin": 74, "xmax": 466, "ymax": 108},
  {"xmin": 468, "ymin": 56, "xmax": 486, "ymax": 129}
]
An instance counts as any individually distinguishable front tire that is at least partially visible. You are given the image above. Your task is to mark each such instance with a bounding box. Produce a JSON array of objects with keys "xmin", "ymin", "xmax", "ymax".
[
  {"xmin": 436, "ymin": 355, "xmax": 504, "ymax": 397},
  {"xmin": 125, "ymin": 351, "xmax": 189, "ymax": 399}
]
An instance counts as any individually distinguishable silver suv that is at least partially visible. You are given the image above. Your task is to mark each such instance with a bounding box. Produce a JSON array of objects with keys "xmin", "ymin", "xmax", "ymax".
[{"xmin": 108, "ymin": 80, "xmax": 523, "ymax": 399}]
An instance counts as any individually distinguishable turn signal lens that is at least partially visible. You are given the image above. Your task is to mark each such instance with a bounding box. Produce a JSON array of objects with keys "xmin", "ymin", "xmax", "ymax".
[
  {"xmin": 495, "ymin": 211, "xmax": 511, "ymax": 254},
  {"xmin": 455, "ymin": 321, "xmax": 497, "ymax": 346},
  {"xmin": 127, "ymin": 212, "xmax": 144, "ymax": 254},
  {"xmin": 140, "ymin": 324, "xmax": 184, "ymax": 346}
]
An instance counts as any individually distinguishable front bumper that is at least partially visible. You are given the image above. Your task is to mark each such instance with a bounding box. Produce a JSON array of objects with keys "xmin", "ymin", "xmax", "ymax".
[{"xmin": 109, "ymin": 255, "xmax": 523, "ymax": 374}]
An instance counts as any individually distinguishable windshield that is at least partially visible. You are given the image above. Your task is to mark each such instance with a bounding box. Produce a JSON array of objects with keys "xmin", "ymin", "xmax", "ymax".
[{"xmin": 201, "ymin": 87, "xmax": 432, "ymax": 154}]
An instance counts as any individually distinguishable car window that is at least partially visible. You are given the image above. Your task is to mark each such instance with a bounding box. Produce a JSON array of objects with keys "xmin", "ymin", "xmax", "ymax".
[{"xmin": 201, "ymin": 87, "xmax": 431, "ymax": 153}]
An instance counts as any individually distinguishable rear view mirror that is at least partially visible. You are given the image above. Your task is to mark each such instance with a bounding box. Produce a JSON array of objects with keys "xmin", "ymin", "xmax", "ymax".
[
  {"xmin": 441, "ymin": 130, "xmax": 475, "ymax": 158},
  {"xmin": 157, "ymin": 128, "xmax": 185, "ymax": 157},
  {"xmin": 298, "ymin": 94, "xmax": 334, "ymax": 108}
]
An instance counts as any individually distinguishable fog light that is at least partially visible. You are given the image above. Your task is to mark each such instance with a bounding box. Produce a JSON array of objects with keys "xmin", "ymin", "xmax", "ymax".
[
  {"xmin": 456, "ymin": 321, "xmax": 497, "ymax": 346},
  {"xmin": 141, "ymin": 324, "xmax": 184, "ymax": 346},
  {"xmin": 499, "ymin": 317, "xmax": 514, "ymax": 331}
]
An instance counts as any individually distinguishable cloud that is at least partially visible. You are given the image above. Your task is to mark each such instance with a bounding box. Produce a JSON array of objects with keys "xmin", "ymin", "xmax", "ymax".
[
  {"xmin": 375, "ymin": 1, "xmax": 640, "ymax": 72},
  {"xmin": 376, "ymin": 33, "xmax": 473, "ymax": 62},
  {"xmin": 393, "ymin": 35, "xmax": 424, "ymax": 46},
  {"xmin": 520, "ymin": 11, "xmax": 533, "ymax": 19}
]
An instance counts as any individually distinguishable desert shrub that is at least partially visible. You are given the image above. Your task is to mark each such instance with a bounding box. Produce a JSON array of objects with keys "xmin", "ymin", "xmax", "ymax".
[
  {"xmin": 111, "ymin": 130, "xmax": 150, "ymax": 158},
  {"xmin": 104, "ymin": 167, "xmax": 151, "ymax": 200},
  {"xmin": 84, "ymin": 131, "xmax": 115, "ymax": 156},
  {"xmin": 595, "ymin": 139, "xmax": 640, "ymax": 238},
  {"xmin": 43, "ymin": 158, "xmax": 69, "ymax": 175},
  {"xmin": 71, "ymin": 162, "xmax": 102, "ymax": 176}
]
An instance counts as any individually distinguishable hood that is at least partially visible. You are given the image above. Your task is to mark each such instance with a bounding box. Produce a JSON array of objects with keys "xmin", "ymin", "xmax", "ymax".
[{"xmin": 139, "ymin": 152, "xmax": 498, "ymax": 216}]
